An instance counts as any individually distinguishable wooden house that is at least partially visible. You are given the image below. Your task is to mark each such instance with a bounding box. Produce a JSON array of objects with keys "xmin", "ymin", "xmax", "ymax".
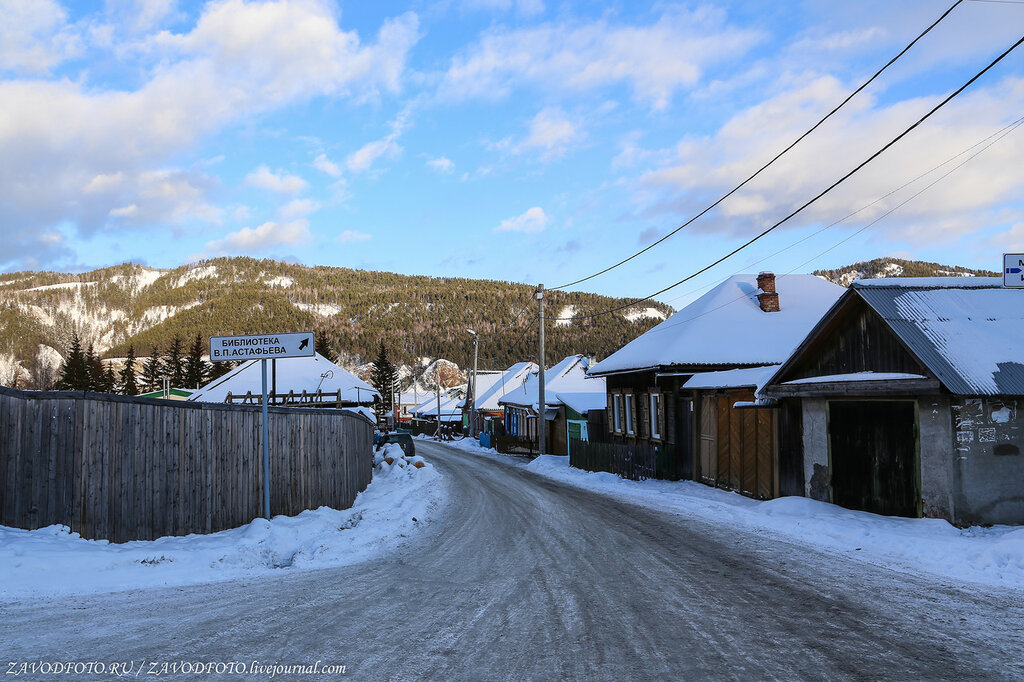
[
  {"xmin": 761, "ymin": 277, "xmax": 1024, "ymax": 525},
  {"xmin": 588, "ymin": 272, "xmax": 844, "ymax": 493},
  {"xmin": 499, "ymin": 355, "xmax": 606, "ymax": 455}
]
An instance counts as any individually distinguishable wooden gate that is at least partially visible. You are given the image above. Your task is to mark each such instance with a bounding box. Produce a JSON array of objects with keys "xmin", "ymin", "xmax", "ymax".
[
  {"xmin": 699, "ymin": 396, "xmax": 717, "ymax": 483},
  {"xmin": 828, "ymin": 400, "xmax": 919, "ymax": 517}
]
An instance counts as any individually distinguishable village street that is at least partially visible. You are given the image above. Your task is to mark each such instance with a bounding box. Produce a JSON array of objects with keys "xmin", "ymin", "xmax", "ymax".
[{"xmin": 4, "ymin": 441, "xmax": 1023, "ymax": 681}]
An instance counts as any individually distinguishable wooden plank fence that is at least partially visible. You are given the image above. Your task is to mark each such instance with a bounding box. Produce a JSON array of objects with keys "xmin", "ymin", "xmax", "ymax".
[
  {"xmin": 0, "ymin": 386, "xmax": 373, "ymax": 542},
  {"xmin": 569, "ymin": 439, "xmax": 680, "ymax": 481}
]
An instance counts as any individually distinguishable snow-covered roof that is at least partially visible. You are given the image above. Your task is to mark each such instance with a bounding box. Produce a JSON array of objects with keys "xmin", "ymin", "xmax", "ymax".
[
  {"xmin": 855, "ymin": 279, "xmax": 1024, "ymax": 395},
  {"xmin": 589, "ymin": 274, "xmax": 844, "ymax": 375},
  {"xmin": 466, "ymin": 362, "xmax": 537, "ymax": 411},
  {"xmin": 782, "ymin": 372, "xmax": 927, "ymax": 385},
  {"xmin": 499, "ymin": 355, "xmax": 606, "ymax": 412},
  {"xmin": 188, "ymin": 352, "xmax": 379, "ymax": 405},
  {"xmin": 852, "ymin": 277, "xmax": 999, "ymax": 289},
  {"xmin": 414, "ymin": 394, "xmax": 463, "ymax": 422},
  {"xmin": 683, "ymin": 365, "xmax": 781, "ymax": 392}
]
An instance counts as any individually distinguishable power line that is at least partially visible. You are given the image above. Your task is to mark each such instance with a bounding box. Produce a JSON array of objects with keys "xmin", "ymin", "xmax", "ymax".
[
  {"xmin": 546, "ymin": 31, "xmax": 1024, "ymax": 322},
  {"xmin": 548, "ymin": 0, "xmax": 966, "ymax": 291},
  {"xmin": 661, "ymin": 113, "xmax": 1024, "ymax": 307},
  {"xmin": 620, "ymin": 114, "xmax": 1024, "ymax": 341}
]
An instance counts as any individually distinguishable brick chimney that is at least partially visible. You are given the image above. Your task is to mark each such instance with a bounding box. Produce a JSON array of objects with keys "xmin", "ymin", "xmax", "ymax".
[{"xmin": 756, "ymin": 271, "xmax": 780, "ymax": 312}]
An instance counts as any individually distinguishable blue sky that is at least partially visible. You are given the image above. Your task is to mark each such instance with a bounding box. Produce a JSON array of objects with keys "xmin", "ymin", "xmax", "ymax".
[{"xmin": 3, "ymin": 0, "xmax": 1024, "ymax": 308}]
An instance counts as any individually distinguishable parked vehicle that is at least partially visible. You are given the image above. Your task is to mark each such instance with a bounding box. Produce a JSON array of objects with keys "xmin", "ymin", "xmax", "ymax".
[{"xmin": 377, "ymin": 432, "xmax": 416, "ymax": 457}]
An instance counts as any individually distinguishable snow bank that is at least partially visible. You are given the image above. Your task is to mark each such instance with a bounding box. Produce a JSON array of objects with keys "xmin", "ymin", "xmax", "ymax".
[
  {"xmin": 451, "ymin": 447, "xmax": 1024, "ymax": 590},
  {"xmin": 0, "ymin": 445, "xmax": 446, "ymax": 600}
]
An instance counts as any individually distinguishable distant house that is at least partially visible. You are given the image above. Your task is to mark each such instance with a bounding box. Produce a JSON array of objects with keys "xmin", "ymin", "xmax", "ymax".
[
  {"xmin": 588, "ymin": 272, "xmax": 844, "ymax": 492},
  {"xmin": 499, "ymin": 355, "xmax": 606, "ymax": 455},
  {"xmin": 189, "ymin": 352, "xmax": 379, "ymax": 407},
  {"xmin": 137, "ymin": 387, "xmax": 194, "ymax": 401},
  {"xmin": 461, "ymin": 362, "xmax": 537, "ymax": 433},
  {"xmin": 761, "ymin": 277, "xmax": 1024, "ymax": 525},
  {"xmin": 414, "ymin": 392, "xmax": 464, "ymax": 424}
]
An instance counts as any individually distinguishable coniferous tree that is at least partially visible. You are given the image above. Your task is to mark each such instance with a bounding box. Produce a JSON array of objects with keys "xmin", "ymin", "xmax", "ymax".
[
  {"xmin": 120, "ymin": 344, "xmax": 139, "ymax": 395},
  {"xmin": 315, "ymin": 329, "xmax": 334, "ymax": 361},
  {"xmin": 56, "ymin": 332, "xmax": 90, "ymax": 391},
  {"xmin": 85, "ymin": 343, "xmax": 103, "ymax": 391},
  {"xmin": 141, "ymin": 345, "xmax": 163, "ymax": 393},
  {"xmin": 370, "ymin": 341, "xmax": 399, "ymax": 412},
  {"xmin": 183, "ymin": 334, "xmax": 209, "ymax": 389},
  {"xmin": 163, "ymin": 336, "xmax": 185, "ymax": 388},
  {"xmin": 101, "ymin": 362, "xmax": 117, "ymax": 393}
]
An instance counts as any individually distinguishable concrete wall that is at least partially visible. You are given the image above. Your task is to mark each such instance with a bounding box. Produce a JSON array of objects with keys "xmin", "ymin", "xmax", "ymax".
[
  {"xmin": 919, "ymin": 396, "xmax": 954, "ymax": 520},
  {"xmin": 801, "ymin": 399, "xmax": 829, "ymax": 501},
  {"xmin": 951, "ymin": 397, "xmax": 1024, "ymax": 526}
]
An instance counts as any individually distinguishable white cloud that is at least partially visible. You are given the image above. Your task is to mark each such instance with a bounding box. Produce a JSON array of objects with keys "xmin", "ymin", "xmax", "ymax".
[
  {"xmin": 346, "ymin": 110, "xmax": 409, "ymax": 173},
  {"xmin": 245, "ymin": 165, "xmax": 308, "ymax": 194},
  {"xmin": 427, "ymin": 156, "xmax": 455, "ymax": 174},
  {"xmin": 279, "ymin": 198, "xmax": 320, "ymax": 221},
  {"xmin": 338, "ymin": 229, "xmax": 372, "ymax": 243},
  {"xmin": 204, "ymin": 219, "xmax": 311, "ymax": 255},
  {"xmin": 634, "ymin": 75, "xmax": 1024, "ymax": 245},
  {"xmin": 109, "ymin": 205, "xmax": 138, "ymax": 218},
  {"xmin": 440, "ymin": 7, "xmax": 761, "ymax": 109},
  {"xmin": 462, "ymin": 0, "xmax": 544, "ymax": 17},
  {"xmin": 0, "ymin": 1, "xmax": 420, "ymax": 268},
  {"xmin": 0, "ymin": 0, "xmax": 82, "ymax": 74},
  {"xmin": 518, "ymin": 107, "xmax": 581, "ymax": 160},
  {"xmin": 105, "ymin": 0, "xmax": 181, "ymax": 34},
  {"xmin": 494, "ymin": 206, "xmax": 548, "ymax": 233},
  {"xmin": 313, "ymin": 153, "xmax": 343, "ymax": 177}
]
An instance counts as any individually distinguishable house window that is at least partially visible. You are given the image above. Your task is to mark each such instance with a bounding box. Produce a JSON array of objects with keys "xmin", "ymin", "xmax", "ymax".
[
  {"xmin": 650, "ymin": 393, "xmax": 661, "ymax": 439},
  {"xmin": 625, "ymin": 394, "xmax": 634, "ymax": 435},
  {"xmin": 613, "ymin": 394, "xmax": 623, "ymax": 433}
]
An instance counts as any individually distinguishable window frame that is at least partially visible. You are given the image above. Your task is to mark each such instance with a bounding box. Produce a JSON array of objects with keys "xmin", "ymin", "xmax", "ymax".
[{"xmin": 650, "ymin": 393, "xmax": 662, "ymax": 440}]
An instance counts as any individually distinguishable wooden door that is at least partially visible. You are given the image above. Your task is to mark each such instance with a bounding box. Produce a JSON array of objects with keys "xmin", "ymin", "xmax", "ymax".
[
  {"xmin": 699, "ymin": 396, "xmax": 716, "ymax": 482},
  {"xmin": 828, "ymin": 400, "xmax": 918, "ymax": 517}
]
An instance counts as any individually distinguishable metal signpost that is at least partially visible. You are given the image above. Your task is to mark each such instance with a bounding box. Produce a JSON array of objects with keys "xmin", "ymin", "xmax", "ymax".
[
  {"xmin": 1003, "ymin": 253, "xmax": 1024, "ymax": 288},
  {"xmin": 209, "ymin": 332, "xmax": 315, "ymax": 520}
]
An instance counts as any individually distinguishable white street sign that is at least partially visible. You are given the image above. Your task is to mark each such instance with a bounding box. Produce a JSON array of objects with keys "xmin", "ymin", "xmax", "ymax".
[
  {"xmin": 209, "ymin": 331, "xmax": 315, "ymax": 361},
  {"xmin": 1003, "ymin": 253, "xmax": 1024, "ymax": 288}
]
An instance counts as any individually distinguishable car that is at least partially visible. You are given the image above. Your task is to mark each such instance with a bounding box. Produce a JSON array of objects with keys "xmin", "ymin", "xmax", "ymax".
[{"xmin": 376, "ymin": 432, "xmax": 416, "ymax": 457}]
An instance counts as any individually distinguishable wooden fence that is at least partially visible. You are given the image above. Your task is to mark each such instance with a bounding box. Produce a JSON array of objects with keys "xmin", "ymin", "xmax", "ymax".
[
  {"xmin": 0, "ymin": 386, "xmax": 373, "ymax": 542},
  {"xmin": 569, "ymin": 439, "xmax": 680, "ymax": 481}
]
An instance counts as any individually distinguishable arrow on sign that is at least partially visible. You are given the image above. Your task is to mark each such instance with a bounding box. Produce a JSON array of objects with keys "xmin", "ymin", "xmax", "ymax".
[
  {"xmin": 1007, "ymin": 268, "xmax": 1022, "ymax": 274},
  {"xmin": 299, "ymin": 338, "xmax": 310, "ymax": 351}
]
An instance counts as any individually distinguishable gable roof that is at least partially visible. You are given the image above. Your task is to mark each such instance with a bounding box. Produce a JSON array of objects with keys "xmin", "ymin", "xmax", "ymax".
[
  {"xmin": 589, "ymin": 274, "xmax": 844, "ymax": 376},
  {"xmin": 465, "ymin": 362, "xmax": 537, "ymax": 411},
  {"xmin": 189, "ymin": 352, "xmax": 379, "ymax": 404},
  {"xmin": 851, "ymin": 278, "xmax": 1024, "ymax": 395},
  {"xmin": 499, "ymin": 355, "xmax": 606, "ymax": 411}
]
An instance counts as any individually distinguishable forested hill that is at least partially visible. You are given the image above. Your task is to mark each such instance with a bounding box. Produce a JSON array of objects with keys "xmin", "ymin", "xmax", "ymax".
[
  {"xmin": 813, "ymin": 257, "xmax": 998, "ymax": 286},
  {"xmin": 0, "ymin": 257, "xmax": 674, "ymax": 382}
]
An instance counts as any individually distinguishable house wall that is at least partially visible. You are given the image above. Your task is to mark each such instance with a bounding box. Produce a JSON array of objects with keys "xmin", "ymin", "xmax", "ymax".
[
  {"xmin": 801, "ymin": 399, "xmax": 829, "ymax": 502},
  {"xmin": 950, "ymin": 397, "xmax": 1024, "ymax": 525}
]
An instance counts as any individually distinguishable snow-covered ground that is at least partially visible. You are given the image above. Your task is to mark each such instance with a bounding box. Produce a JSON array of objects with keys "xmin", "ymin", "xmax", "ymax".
[
  {"xmin": 446, "ymin": 438, "xmax": 1024, "ymax": 590},
  {"xmin": 0, "ymin": 444, "xmax": 446, "ymax": 600}
]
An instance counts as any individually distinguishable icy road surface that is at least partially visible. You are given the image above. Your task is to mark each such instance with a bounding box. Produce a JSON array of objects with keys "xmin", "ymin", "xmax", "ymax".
[{"xmin": 3, "ymin": 440, "xmax": 1023, "ymax": 680}]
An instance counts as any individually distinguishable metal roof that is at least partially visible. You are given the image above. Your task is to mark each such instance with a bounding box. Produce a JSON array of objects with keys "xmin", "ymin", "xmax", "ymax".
[{"xmin": 854, "ymin": 280, "xmax": 1024, "ymax": 396}]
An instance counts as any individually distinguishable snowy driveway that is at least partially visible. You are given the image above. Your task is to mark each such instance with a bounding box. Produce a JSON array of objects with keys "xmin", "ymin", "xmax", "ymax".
[{"xmin": 4, "ymin": 440, "xmax": 1024, "ymax": 680}]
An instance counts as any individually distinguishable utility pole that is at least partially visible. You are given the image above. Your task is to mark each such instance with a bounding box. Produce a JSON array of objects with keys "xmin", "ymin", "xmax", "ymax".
[
  {"xmin": 467, "ymin": 329, "xmax": 479, "ymax": 436},
  {"xmin": 537, "ymin": 283, "xmax": 546, "ymax": 455}
]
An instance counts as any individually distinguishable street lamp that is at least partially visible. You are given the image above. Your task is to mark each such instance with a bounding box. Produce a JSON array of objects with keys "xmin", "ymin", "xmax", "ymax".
[{"xmin": 466, "ymin": 329, "xmax": 479, "ymax": 437}]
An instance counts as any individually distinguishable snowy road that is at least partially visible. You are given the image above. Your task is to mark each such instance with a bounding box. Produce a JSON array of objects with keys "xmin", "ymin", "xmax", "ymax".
[{"xmin": 4, "ymin": 440, "xmax": 1024, "ymax": 680}]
